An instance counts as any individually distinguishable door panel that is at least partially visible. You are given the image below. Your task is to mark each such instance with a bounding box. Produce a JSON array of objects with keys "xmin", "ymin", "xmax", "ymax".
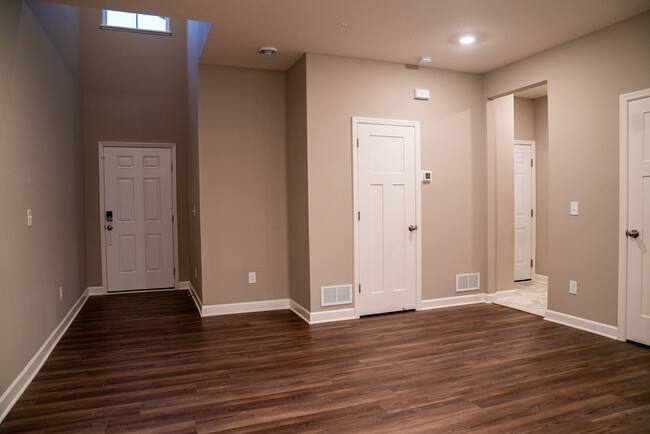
[
  {"xmin": 358, "ymin": 122, "xmax": 417, "ymax": 316},
  {"xmin": 514, "ymin": 144, "xmax": 532, "ymax": 281},
  {"xmin": 104, "ymin": 147, "xmax": 174, "ymax": 292},
  {"xmin": 627, "ymin": 96, "xmax": 650, "ymax": 345}
]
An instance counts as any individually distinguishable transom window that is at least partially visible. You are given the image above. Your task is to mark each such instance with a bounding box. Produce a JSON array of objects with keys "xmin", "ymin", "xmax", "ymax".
[{"xmin": 102, "ymin": 10, "xmax": 170, "ymax": 34}]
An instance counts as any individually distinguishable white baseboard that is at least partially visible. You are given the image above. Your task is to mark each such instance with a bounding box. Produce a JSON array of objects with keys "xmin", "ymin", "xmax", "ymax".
[
  {"xmin": 289, "ymin": 300, "xmax": 356, "ymax": 324},
  {"xmin": 178, "ymin": 281, "xmax": 190, "ymax": 290},
  {"xmin": 201, "ymin": 298, "xmax": 290, "ymax": 317},
  {"xmin": 544, "ymin": 309, "xmax": 618, "ymax": 340},
  {"xmin": 420, "ymin": 293, "xmax": 488, "ymax": 310},
  {"xmin": 534, "ymin": 274, "xmax": 548, "ymax": 284},
  {"xmin": 187, "ymin": 281, "xmax": 202, "ymax": 315},
  {"xmin": 486, "ymin": 289, "xmax": 517, "ymax": 302},
  {"xmin": 310, "ymin": 308, "xmax": 356, "ymax": 324},
  {"xmin": 87, "ymin": 286, "xmax": 105, "ymax": 295},
  {"xmin": 0, "ymin": 288, "xmax": 89, "ymax": 423},
  {"xmin": 289, "ymin": 300, "xmax": 311, "ymax": 324}
]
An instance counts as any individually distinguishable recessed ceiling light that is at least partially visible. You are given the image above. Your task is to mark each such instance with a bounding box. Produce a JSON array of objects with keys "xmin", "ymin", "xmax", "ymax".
[
  {"xmin": 258, "ymin": 46, "xmax": 278, "ymax": 55},
  {"xmin": 418, "ymin": 56, "xmax": 432, "ymax": 64},
  {"xmin": 459, "ymin": 35, "xmax": 476, "ymax": 45}
]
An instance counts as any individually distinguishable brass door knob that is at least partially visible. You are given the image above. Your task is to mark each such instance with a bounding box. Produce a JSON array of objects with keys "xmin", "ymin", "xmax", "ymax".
[
  {"xmin": 626, "ymin": 229, "xmax": 639, "ymax": 238},
  {"xmin": 408, "ymin": 225, "xmax": 417, "ymax": 232}
]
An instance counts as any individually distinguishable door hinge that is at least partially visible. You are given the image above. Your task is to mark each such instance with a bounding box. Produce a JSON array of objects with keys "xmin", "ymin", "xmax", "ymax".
[
  {"xmin": 531, "ymin": 209, "xmax": 534, "ymax": 218},
  {"xmin": 531, "ymin": 159, "xmax": 533, "ymax": 167},
  {"xmin": 359, "ymin": 283, "xmax": 361, "ymax": 294},
  {"xmin": 358, "ymin": 211, "xmax": 360, "ymax": 221},
  {"xmin": 173, "ymin": 267, "xmax": 176, "ymax": 275},
  {"xmin": 172, "ymin": 215, "xmax": 174, "ymax": 223},
  {"xmin": 357, "ymin": 138, "xmax": 359, "ymax": 148},
  {"xmin": 531, "ymin": 259, "xmax": 533, "ymax": 267}
]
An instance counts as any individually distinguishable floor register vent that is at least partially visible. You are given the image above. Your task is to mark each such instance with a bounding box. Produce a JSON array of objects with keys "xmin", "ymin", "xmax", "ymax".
[
  {"xmin": 321, "ymin": 284, "xmax": 352, "ymax": 307},
  {"xmin": 456, "ymin": 273, "xmax": 480, "ymax": 292}
]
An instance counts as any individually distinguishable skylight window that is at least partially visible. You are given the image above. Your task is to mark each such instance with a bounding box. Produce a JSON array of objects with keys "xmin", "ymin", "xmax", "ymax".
[{"xmin": 102, "ymin": 10, "xmax": 170, "ymax": 34}]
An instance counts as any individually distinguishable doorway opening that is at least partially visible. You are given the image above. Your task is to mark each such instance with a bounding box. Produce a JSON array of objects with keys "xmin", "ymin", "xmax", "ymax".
[{"xmin": 488, "ymin": 83, "xmax": 549, "ymax": 317}]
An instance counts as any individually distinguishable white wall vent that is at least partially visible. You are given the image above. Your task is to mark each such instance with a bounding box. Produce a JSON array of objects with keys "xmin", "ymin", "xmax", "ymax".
[
  {"xmin": 456, "ymin": 273, "xmax": 480, "ymax": 292},
  {"xmin": 321, "ymin": 284, "xmax": 352, "ymax": 307}
]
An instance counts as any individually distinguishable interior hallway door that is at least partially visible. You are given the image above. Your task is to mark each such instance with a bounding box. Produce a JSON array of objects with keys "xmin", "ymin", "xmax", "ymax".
[
  {"xmin": 626, "ymin": 96, "xmax": 650, "ymax": 346},
  {"xmin": 514, "ymin": 144, "xmax": 533, "ymax": 281},
  {"xmin": 356, "ymin": 120, "xmax": 418, "ymax": 316}
]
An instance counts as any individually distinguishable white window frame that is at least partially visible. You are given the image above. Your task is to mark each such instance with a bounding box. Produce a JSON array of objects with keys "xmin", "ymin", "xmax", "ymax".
[{"xmin": 101, "ymin": 10, "xmax": 171, "ymax": 36}]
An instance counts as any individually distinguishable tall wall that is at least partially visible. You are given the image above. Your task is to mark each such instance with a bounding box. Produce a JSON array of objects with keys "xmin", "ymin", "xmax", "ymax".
[
  {"xmin": 305, "ymin": 54, "xmax": 486, "ymax": 312},
  {"xmin": 198, "ymin": 65, "xmax": 289, "ymax": 306},
  {"xmin": 0, "ymin": 0, "xmax": 85, "ymax": 402},
  {"xmin": 286, "ymin": 55, "xmax": 311, "ymax": 309},
  {"xmin": 186, "ymin": 20, "xmax": 211, "ymax": 301},
  {"xmin": 484, "ymin": 11, "xmax": 650, "ymax": 325},
  {"xmin": 534, "ymin": 96, "xmax": 549, "ymax": 276},
  {"xmin": 80, "ymin": 9, "xmax": 189, "ymax": 286}
]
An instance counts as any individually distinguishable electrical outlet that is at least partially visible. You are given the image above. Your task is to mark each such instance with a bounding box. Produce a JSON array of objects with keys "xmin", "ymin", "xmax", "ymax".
[
  {"xmin": 569, "ymin": 280, "xmax": 577, "ymax": 295},
  {"xmin": 194, "ymin": 267, "xmax": 198, "ymax": 279},
  {"xmin": 59, "ymin": 286, "xmax": 63, "ymax": 301},
  {"xmin": 248, "ymin": 272, "xmax": 256, "ymax": 284}
]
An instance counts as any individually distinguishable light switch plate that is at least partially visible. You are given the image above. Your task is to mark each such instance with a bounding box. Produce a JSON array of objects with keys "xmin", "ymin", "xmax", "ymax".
[
  {"xmin": 569, "ymin": 280, "xmax": 577, "ymax": 295},
  {"xmin": 248, "ymin": 272, "xmax": 256, "ymax": 284},
  {"xmin": 27, "ymin": 209, "xmax": 33, "ymax": 227},
  {"xmin": 570, "ymin": 201, "xmax": 579, "ymax": 216}
]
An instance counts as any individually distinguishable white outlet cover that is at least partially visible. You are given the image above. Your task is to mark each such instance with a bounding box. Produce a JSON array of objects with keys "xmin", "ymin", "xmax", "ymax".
[
  {"xmin": 570, "ymin": 201, "xmax": 578, "ymax": 215},
  {"xmin": 248, "ymin": 272, "xmax": 256, "ymax": 284}
]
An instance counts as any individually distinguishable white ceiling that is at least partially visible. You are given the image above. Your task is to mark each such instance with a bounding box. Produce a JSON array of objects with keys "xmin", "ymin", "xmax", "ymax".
[{"xmin": 46, "ymin": 0, "xmax": 650, "ymax": 73}]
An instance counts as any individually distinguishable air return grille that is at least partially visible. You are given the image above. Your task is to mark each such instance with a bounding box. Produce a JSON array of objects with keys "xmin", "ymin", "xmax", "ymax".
[
  {"xmin": 456, "ymin": 273, "xmax": 480, "ymax": 292},
  {"xmin": 321, "ymin": 284, "xmax": 352, "ymax": 307}
]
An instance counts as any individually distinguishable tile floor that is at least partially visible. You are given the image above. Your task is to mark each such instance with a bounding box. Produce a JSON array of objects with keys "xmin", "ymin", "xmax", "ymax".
[{"xmin": 495, "ymin": 280, "xmax": 547, "ymax": 317}]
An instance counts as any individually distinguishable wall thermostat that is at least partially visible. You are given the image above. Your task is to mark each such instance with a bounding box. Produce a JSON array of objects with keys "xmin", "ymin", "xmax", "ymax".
[{"xmin": 421, "ymin": 170, "xmax": 432, "ymax": 182}]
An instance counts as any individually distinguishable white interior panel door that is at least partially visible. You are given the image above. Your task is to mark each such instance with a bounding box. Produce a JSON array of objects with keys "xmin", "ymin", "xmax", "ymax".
[
  {"xmin": 104, "ymin": 147, "xmax": 174, "ymax": 292},
  {"xmin": 357, "ymin": 122, "xmax": 417, "ymax": 316},
  {"xmin": 514, "ymin": 144, "xmax": 532, "ymax": 281},
  {"xmin": 626, "ymin": 96, "xmax": 650, "ymax": 346}
]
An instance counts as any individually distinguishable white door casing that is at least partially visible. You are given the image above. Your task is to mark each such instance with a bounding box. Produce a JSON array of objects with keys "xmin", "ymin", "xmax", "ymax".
[
  {"xmin": 514, "ymin": 143, "xmax": 534, "ymax": 281},
  {"xmin": 101, "ymin": 145, "xmax": 175, "ymax": 292},
  {"xmin": 624, "ymin": 95, "xmax": 650, "ymax": 346},
  {"xmin": 353, "ymin": 118, "xmax": 421, "ymax": 317}
]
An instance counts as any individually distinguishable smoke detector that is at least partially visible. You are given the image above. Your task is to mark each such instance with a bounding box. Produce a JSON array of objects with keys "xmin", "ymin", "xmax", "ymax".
[{"xmin": 258, "ymin": 46, "xmax": 278, "ymax": 55}]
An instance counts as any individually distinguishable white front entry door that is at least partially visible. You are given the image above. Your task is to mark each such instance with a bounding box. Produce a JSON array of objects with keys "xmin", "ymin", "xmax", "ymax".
[
  {"xmin": 103, "ymin": 147, "xmax": 175, "ymax": 292},
  {"xmin": 626, "ymin": 96, "xmax": 650, "ymax": 345},
  {"xmin": 356, "ymin": 120, "xmax": 418, "ymax": 316},
  {"xmin": 514, "ymin": 144, "xmax": 533, "ymax": 281}
]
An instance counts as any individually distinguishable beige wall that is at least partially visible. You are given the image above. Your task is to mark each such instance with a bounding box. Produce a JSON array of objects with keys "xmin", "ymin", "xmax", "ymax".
[
  {"xmin": 186, "ymin": 20, "xmax": 211, "ymax": 301},
  {"xmin": 81, "ymin": 9, "xmax": 189, "ymax": 287},
  {"xmin": 514, "ymin": 97, "xmax": 535, "ymax": 141},
  {"xmin": 198, "ymin": 65, "xmax": 289, "ymax": 305},
  {"xmin": 488, "ymin": 95, "xmax": 515, "ymax": 292},
  {"xmin": 305, "ymin": 54, "xmax": 486, "ymax": 311},
  {"xmin": 484, "ymin": 11, "xmax": 650, "ymax": 325},
  {"xmin": 286, "ymin": 55, "xmax": 311, "ymax": 309},
  {"xmin": 534, "ymin": 96, "xmax": 549, "ymax": 276},
  {"xmin": 0, "ymin": 0, "xmax": 85, "ymax": 397}
]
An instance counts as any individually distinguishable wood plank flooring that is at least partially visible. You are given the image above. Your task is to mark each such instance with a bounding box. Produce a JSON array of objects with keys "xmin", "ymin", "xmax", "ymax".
[{"xmin": 2, "ymin": 290, "xmax": 650, "ymax": 433}]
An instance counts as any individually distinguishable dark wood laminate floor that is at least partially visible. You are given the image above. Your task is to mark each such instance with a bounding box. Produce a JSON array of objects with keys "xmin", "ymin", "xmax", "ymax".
[{"xmin": 2, "ymin": 291, "xmax": 650, "ymax": 433}]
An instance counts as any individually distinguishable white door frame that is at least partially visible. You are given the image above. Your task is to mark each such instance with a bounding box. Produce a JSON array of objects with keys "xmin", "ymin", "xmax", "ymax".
[
  {"xmin": 514, "ymin": 140, "xmax": 536, "ymax": 279},
  {"xmin": 98, "ymin": 141, "xmax": 180, "ymax": 293},
  {"xmin": 618, "ymin": 88, "xmax": 650, "ymax": 341},
  {"xmin": 352, "ymin": 117, "xmax": 422, "ymax": 318}
]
